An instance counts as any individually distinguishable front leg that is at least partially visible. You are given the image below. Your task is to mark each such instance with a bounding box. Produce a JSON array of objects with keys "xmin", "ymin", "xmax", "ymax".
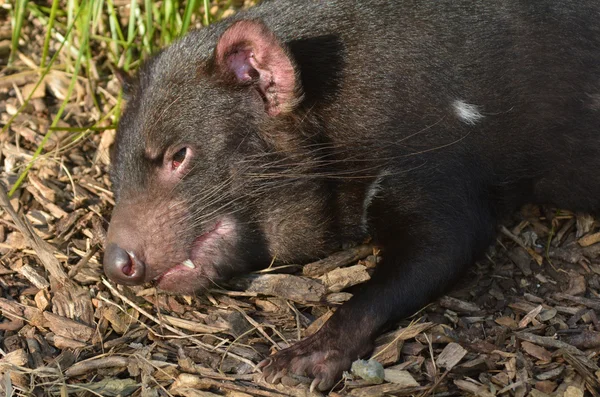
[{"xmin": 261, "ymin": 182, "xmax": 497, "ymax": 391}]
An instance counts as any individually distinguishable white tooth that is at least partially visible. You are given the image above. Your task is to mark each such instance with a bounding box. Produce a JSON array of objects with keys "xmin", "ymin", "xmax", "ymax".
[{"xmin": 182, "ymin": 259, "xmax": 196, "ymax": 269}]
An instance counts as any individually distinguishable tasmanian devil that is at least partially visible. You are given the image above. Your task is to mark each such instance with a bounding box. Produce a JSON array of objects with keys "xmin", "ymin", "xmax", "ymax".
[{"xmin": 103, "ymin": 0, "xmax": 600, "ymax": 391}]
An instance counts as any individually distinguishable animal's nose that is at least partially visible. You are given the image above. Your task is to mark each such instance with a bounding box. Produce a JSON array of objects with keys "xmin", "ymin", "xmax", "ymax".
[{"xmin": 103, "ymin": 243, "xmax": 146, "ymax": 285}]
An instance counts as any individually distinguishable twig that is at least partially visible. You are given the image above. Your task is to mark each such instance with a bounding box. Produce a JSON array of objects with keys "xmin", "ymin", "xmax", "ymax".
[
  {"xmin": 500, "ymin": 226, "xmax": 543, "ymax": 265},
  {"xmin": 101, "ymin": 279, "xmax": 257, "ymax": 370}
]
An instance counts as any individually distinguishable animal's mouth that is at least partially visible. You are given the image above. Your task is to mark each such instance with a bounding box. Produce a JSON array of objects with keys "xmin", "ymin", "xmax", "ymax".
[{"xmin": 152, "ymin": 220, "xmax": 229, "ymax": 291}]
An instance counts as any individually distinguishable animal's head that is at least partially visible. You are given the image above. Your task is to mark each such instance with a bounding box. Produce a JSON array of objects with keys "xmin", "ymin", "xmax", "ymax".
[{"xmin": 103, "ymin": 19, "xmax": 335, "ymax": 293}]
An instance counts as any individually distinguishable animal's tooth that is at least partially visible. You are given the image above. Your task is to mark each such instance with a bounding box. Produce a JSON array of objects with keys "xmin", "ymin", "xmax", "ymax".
[{"xmin": 182, "ymin": 259, "xmax": 196, "ymax": 269}]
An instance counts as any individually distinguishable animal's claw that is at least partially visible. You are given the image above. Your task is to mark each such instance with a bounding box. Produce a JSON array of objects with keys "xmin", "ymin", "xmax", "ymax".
[
  {"xmin": 257, "ymin": 357, "xmax": 272, "ymax": 370},
  {"xmin": 257, "ymin": 329, "xmax": 363, "ymax": 392},
  {"xmin": 309, "ymin": 377, "xmax": 321, "ymax": 393}
]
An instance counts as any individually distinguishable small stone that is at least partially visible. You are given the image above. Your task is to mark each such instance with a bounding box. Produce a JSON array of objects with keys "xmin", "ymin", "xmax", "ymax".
[{"xmin": 351, "ymin": 359, "xmax": 385, "ymax": 384}]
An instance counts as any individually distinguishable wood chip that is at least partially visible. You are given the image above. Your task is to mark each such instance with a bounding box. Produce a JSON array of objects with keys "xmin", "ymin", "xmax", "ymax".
[
  {"xmin": 536, "ymin": 366, "xmax": 565, "ymax": 381},
  {"xmin": 303, "ymin": 244, "xmax": 374, "ymax": 277},
  {"xmin": 576, "ymin": 213, "xmax": 595, "ymax": 237},
  {"xmin": 65, "ymin": 356, "xmax": 131, "ymax": 377},
  {"xmin": 435, "ymin": 342, "xmax": 467, "ymax": 370},
  {"xmin": 500, "ymin": 226, "xmax": 543, "ymax": 265},
  {"xmin": 21, "ymin": 81, "xmax": 47, "ymax": 99},
  {"xmin": 516, "ymin": 332, "xmax": 584, "ymax": 355},
  {"xmin": 372, "ymin": 323, "xmax": 432, "ymax": 366},
  {"xmin": 538, "ymin": 308, "xmax": 557, "ymax": 322},
  {"xmin": 171, "ymin": 373, "xmax": 291, "ymax": 397},
  {"xmin": 454, "ymin": 379, "xmax": 494, "ymax": 397},
  {"xmin": 304, "ymin": 310, "xmax": 333, "ymax": 337},
  {"xmin": 535, "ymin": 380, "xmax": 558, "ymax": 394},
  {"xmin": 578, "ymin": 231, "xmax": 600, "ymax": 247},
  {"xmin": 57, "ymin": 378, "xmax": 139, "ymax": 396},
  {"xmin": 348, "ymin": 383, "xmax": 423, "ymax": 397},
  {"xmin": 439, "ymin": 296, "xmax": 481, "ymax": 313},
  {"xmin": 0, "ymin": 349, "xmax": 29, "ymax": 387},
  {"xmin": 519, "ymin": 304, "xmax": 543, "ymax": 328},
  {"xmin": 508, "ymin": 247, "xmax": 533, "ymax": 276},
  {"xmin": 0, "ymin": 349, "xmax": 28, "ymax": 367},
  {"xmin": 10, "ymin": 260, "xmax": 50, "ymax": 289},
  {"xmin": 326, "ymin": 292, "xmax": 353, "ymax": 303},
  {"xmin": 162, "ymin": 314, "xmax": 229, "ymax": 334},
  {"xmin": 34, "ymin": 289, "xmax": 50, "ymax": 311},
  {"xmin": 44, "ymin": 312, "xmax": 95, "ymax": 343},
  {"xmin": 495, "ymin": 316, "xmax": 518, "ymax": 329},
  {"xmin": 172, "ymin": 389, "xmax": 222, "ymax": 397},
  {"xmin": 52, "ymin": 335, "xmax": 89, "ymax": 349},
  {"xmin": 383, "ymin": 369, "xmax": 419, "ymax": 386},
  {"xmin": 553, "ymin": 293, "xmax": 600, "ymax": 311},
  {"xmin": 230, "ymin": 274, "xmax": 327, "ymax": 303},
  {"xmin": 101, "ymin": 305, "xmax": 134, "ymax": 335},
  {"xmin": 564, "ymin": 273, "xmax": 588, "ymax": 296},
  {"xmin": 521, "ymin": 341, "xmax": 552, "ymax": 363},
  {"xmin": 563, "ymin": 331, "xmax": 600, "ymax": 349},
  {"xmin": 319, "ymin": 264, "xmax": 370, "ymax": 292},
  {"xmin": 529, "ymin": 390, "xmax": 551, "ymax": 397},
  {"xmin": 564, "ymin": 386, "xmax": 585, "ymax": 397}
]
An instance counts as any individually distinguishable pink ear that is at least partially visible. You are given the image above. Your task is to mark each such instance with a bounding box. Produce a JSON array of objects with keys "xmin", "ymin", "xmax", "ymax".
[{"xmin": 215, "ymin": 20, "xmax": 300, "ymax": 116}]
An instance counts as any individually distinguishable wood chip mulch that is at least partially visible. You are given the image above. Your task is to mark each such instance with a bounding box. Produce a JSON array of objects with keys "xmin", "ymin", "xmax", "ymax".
[{"xmin": 1, "ymin": 7, "xmax": 599, "ymax": 397}]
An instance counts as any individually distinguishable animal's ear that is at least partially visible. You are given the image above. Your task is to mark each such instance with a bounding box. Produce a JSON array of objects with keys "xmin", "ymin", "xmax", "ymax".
[
  {"xmin": 113, "ymin": 67, "xmax": 135, "ymax": 99},
  {"xmin": 213, "ymin": 20, "xmax": 301, "ymax": 116}
]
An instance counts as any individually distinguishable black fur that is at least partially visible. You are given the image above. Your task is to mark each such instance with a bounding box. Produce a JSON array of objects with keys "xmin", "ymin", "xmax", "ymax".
[{"xmin": 105, "ymin": 0, "xmax": 600, "ymax": 390}]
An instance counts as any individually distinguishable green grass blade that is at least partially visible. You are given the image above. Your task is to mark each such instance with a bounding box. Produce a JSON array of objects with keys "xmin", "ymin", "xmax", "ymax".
[
  {"xmin": 203, "ymin": 0, "xmax": 210, "ymax": 26},
  {"xmin": 2, "ymin": 4, "xmax": 85, "ymax": 137},
  {"xmin": 8, "ymin": 1, "xmax": 92, "ymax": 197},
  {"xmin": 40, "ymin": 0, "xmax": 60, "ymax": 69},
  {"xmin": 9, "ymin": 0, "xmax": 29, "ymax": 64},
  {"xmin": 124, "ymin": 0, "xmax": 139, "ymax": 70},
  {"xmin": 144, "ymin": 0, "xmax": 154, "ymax": 53},
  {"xmin": 161, "ymin": 0, "xmax": 173, "ymax": 45},
  {"xmin": 105, "ymin": 0, "xmax": 126, "ymax": 65}
]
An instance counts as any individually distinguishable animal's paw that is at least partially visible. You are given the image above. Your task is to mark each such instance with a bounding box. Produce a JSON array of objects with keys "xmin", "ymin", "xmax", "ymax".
[{"xmin": 258, "ymin": 331, "xmax": 362, "ymax": 392}]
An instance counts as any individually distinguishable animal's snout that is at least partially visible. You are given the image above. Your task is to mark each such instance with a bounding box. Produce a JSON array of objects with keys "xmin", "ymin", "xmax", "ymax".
[{"xmin": 103, "ymin": 243, "xmax": 146, "ymax": 285}]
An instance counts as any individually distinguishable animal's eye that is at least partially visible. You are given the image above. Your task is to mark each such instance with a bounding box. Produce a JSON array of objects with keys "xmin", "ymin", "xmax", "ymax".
[{"xmin": 172, "ymin": 147, "xmax": 188, "ymax": 170}]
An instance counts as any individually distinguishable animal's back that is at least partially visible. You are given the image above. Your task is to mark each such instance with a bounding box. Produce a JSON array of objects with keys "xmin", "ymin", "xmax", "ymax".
[{"xmin": 247, "ymin": 0, "xmax": 600, "ymax": 213}]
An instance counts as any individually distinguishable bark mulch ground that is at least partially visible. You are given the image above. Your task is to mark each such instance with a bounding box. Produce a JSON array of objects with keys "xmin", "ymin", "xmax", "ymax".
[{"xmin": 1, "ymin": 4, "xmax": 599, "ymax": 397}]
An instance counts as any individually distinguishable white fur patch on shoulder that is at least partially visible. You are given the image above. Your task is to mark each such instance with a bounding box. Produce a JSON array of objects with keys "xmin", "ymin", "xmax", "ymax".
[{"xmin": 453, "ymin": 100, "xmax": 484, "ymax": 125}]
